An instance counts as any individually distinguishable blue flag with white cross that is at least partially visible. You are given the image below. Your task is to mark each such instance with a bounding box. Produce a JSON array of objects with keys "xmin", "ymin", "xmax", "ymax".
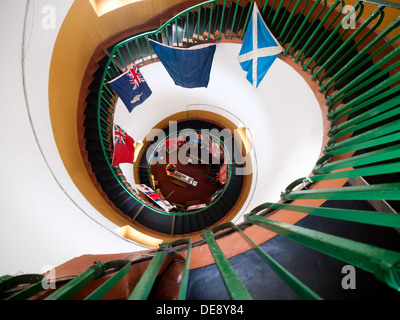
[{"xmin": 238, "ymin": 4, "xmax": 283, "ymax": 88}]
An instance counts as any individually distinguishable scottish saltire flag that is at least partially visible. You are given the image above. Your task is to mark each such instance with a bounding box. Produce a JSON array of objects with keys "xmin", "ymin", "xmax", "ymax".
[
  {"xmin": 136, "ymin": 184, "xmax": 176, "ymax": 212},
  {"xmin": 108, "ymin": 64, "xmax": 152, "ymax": 112},
  {"xmin": 238, "ymin": 4, "xmax": 283, "ymax": 88},
  {"xmin": 149, "ymin": 39, "xmax": 216, "ymax": 88},
  {"xmin": 112, "ymin": 124, "xmax": 135, "ymax": 166}
]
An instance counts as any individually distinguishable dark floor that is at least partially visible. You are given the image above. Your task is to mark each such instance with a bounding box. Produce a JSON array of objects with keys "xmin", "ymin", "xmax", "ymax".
[
  {"xmin": 150, "ymin": 149, "xmax": 221, "ymax": 206},
  {"xmin": 187, "ymin": 197, "xmax": 400, "ymax": 300}
]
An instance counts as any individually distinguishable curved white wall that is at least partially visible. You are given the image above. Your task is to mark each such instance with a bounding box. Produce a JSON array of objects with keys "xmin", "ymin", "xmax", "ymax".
[{"xmin": 0, "ymin": 1, "xmax": 322, "ymax": 275}]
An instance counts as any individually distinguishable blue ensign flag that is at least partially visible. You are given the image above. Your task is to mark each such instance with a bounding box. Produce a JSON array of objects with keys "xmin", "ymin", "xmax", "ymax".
[
  {"xmin": 238, "ymin": 4, "xmax": 283, "ymax": 88},
  {"xmin": 108, "ymin": 64, "xmax": 152, "ymax": 112},
  {"xmin": 149, "ymin": 39, "xmax": 216, "ymax": 88}
]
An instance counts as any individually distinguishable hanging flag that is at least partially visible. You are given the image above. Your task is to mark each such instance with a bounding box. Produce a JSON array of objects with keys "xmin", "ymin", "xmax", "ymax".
[
  {"xmin": 210, "ymin": 140, "xmax": 222, "ymax": 159},
  {"xmin": 218, "ymin": 162, "xmax": 228, "ymax": 184},
  {"xmin": 186, "ymin": 203, "xmax": 207, "ymax": 211},
  {"xmin": 148, "ymin": 39, "xmax": 216, "ymax": 88},
  {"xmin": 237, "ymin": 3, "xmax": 283, "ymax": 88},
  {"xmin": 112, "ymin": 124, "xmax": 135, "ymax": 166},
  {"xmin": 136, "ymin": 184, "xmax": 176, "ymax": 212},
  {"xmin": 209, "ymin": 188, "xmax": 223, "ymax": 202},
  {"xmin": 108, "ymin": 64, "xmax": 152, "ymax": 112}
]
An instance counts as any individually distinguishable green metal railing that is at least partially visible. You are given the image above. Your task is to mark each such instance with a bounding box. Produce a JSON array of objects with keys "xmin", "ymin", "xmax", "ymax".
[
  {"xmin": 1, "ymin": 239, "xmax": 192, "ymax": 300},
  {"xmin": 93, "ymin": 0, "xmax": 400, "ymax": 299},
  {"xmin": 244, "ymin": 213, "xmax": 400, "ymax": 291},
  {"xmin": 203, "ymin": 222, "xmax": 323, "ymax": 299},
  {"xmin": 2, "ymin": 0, "xmax": 398, "ymax": 300},
  {"xmin": 0, "ymin": 274, "xmax": 44, "ymax": 300}
]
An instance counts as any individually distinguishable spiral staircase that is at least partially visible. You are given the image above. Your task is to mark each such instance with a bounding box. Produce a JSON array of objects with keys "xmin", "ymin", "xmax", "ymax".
[{"xmin": 1, "ymin": 0, "xmax": 400, "ymax": 300}]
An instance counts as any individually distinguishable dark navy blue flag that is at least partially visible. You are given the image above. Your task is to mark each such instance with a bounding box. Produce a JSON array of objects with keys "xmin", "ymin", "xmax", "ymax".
[
  {"xmin": 149, "ymin": 39, "xmax": 216, "ymax": 88},
  {"xmin": 108, "ymin": 64, "xmax": 152, "ymax": 112}
]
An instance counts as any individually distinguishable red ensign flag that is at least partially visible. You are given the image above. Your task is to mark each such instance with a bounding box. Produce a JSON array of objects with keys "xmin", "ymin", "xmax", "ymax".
[{"xmin": 112, "ymin": 124, "xmax": 135, "ymax": 165}]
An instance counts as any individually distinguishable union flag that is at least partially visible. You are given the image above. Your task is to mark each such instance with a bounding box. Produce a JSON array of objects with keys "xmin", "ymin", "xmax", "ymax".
[
  {"xmin": 127, "ymin": 65, "xmax": 146, "ymax": 90},
  {"xmin": 108, "ymin": 64, "xmax": 152, "ymax": 112}
]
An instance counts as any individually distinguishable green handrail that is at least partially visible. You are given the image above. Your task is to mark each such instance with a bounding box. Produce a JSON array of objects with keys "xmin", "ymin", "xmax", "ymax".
[
  {"xmin": 314, "ymin": 144, "xmax": 400, "ymax": 174},
  {"xmin": 323, "ymin": 16, "xmax": 400, "ymax": 100},
  {"xmin": 127, "ymin": 244, "xmax": 169, "ymax": 300},
  {"xmin": 313, "ymin": 4, "xmax": 384, "ymax": 82},
  {"xmin": 320, "ymin": 132, "xmax": 400, "ymax": 165},
  {"xmin": 45, "ymin": 262, "xmax": 107, "ymax": 300},
  {"xmin": 304, "ymin": 1, "xmax": 365, "ymax": 74},
  {"xmin": 1, "ymin": 239, "xmax": 192, "ymax": 301},
  {"xmin": 205, "ymin": 222, "xmax": 323, "ymax": 299},
  {"xmin": 328, "ymin": 94, "xmax": 400, "ymax": 137},
  {"xmin": 84, "ymin": 261, "xmax": 132, "ymax": 300},
  {"xmin": 128, "ymin": 239, "xmax": 192, "ymax": 300},
  {"xmin": 363, "ymin": 0, "xmax": 400, "ymax": 9},
  {"xmin": 0, "ymin": 274, "xmax": 44, "ymax": 300},
  {"xmin": 202, "ymin": 228, "xmax": 253, "ymax": 300},
  {"xmin": 282, "ymin": 183, "xmax": 400, "ymax": 202},
  {"xmin": 244, "ymin": 214, "xmax": 400, "ymax": 291},
  {"xmin": 177, "ymin": 238, "xmax": 192, "ymax": 300},
  {"xmin": 249, "ymin": 202, "xmax": 400, "ymax": 228}
]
